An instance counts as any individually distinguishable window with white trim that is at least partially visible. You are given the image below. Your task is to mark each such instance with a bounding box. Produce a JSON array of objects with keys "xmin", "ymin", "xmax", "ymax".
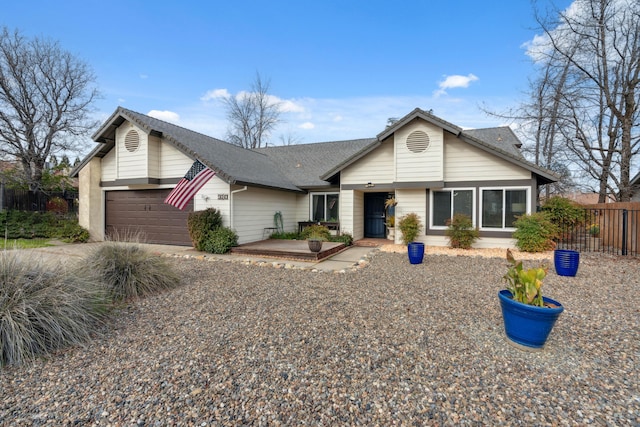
[
  {"xmin": 480, "ymin": 187, "xmax": 528, "ymax": 229},
  {"xmin": 431, "ymin": 188, "xmax": 475, "ymax": 228},
  {"xmin": 311, "ymin": 193, "xmax": 339, "ymax": 221}
]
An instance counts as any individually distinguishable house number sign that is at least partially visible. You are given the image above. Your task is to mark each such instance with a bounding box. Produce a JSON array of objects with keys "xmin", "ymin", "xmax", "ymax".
[{"xmin": 217, "ymin": 194, "xmax": 229, "ymax": 200}]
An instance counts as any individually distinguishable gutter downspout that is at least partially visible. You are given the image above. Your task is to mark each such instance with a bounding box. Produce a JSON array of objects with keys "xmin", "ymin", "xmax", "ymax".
[{"xmin": 229, "ymin": 186, "xmax": 248, "ymax": 230}]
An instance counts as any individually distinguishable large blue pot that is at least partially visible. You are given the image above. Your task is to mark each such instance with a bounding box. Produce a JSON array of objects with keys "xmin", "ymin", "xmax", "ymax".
[
  {"xmin": 498, "ymin": 290, "xmax": 564, "ymax": 350},
  {"xmin": 554, "ymin": 249, "xmax": 580, "ymax": 277},
  {"xmin": 407, "ymin": 242, "xmax": 424, "ymax": 264}
]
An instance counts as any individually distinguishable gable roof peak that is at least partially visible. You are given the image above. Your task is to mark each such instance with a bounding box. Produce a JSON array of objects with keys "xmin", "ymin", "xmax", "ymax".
[{"xmin": 377, "ymin": 108, "xmax": 463, "ymax": 141}]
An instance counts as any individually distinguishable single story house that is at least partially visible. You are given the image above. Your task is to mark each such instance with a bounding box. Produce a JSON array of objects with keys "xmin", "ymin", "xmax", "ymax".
[{"xmin": 73, "ymin": 107, "xmax": 557, "ymax": 247}]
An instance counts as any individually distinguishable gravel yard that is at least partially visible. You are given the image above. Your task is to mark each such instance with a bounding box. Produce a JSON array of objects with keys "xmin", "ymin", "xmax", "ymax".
[{"xmin": 1, "ymin": 250, "xmax": 639, "ymax": 426}]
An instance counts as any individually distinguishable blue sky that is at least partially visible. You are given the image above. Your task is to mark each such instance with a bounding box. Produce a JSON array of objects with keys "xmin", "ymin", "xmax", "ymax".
[{"xmin": 3, "ymin": 0, "xmax": 572, "ymax": 149}]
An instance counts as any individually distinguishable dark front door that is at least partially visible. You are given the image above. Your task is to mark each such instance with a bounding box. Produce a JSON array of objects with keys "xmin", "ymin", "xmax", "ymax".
[{"xmin": 364, "ymin": 193, "xmax": 386, "ymax": 238}]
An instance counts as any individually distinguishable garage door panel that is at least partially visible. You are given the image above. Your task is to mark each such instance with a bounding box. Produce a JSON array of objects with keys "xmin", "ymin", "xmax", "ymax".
[{"xmin": 105, "ymin": 190, "xmax": 193, "ymax": 246}]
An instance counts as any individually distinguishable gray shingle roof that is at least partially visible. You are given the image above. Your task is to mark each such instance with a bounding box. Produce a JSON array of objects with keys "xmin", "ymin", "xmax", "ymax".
[
  {"xmin": 257, "ymin": 139, "xmax": 376, "ymax": 187},
  {"xmin": 462, "ymin": 127, "xmax": 524, "ymax": 158},
  {"xmin": 74, "ymin": 106, "xmax": 557, "ymax": 189}
]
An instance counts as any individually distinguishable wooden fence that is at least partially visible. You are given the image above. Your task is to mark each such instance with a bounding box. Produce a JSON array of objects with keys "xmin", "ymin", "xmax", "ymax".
[
  {"xmin": 0, "ymin": 188, "xmax": 78, "ymax": 214},
  {"xmin": 557, "ymin": 202, "xmax": 640, "ymax": 256}
]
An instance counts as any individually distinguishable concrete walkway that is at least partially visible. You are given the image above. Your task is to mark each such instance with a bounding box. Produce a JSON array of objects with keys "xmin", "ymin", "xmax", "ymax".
[{"xmin": 23, "ymin": 241, "xmax": 378, "ymax": 273}]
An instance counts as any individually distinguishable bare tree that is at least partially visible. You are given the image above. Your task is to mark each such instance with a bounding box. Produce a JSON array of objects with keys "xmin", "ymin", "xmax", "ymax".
[
  {"xmin": 0, "ymin": 27, "xmax": 99, "ymax": 191},
  {"xmin": 222, "ymin": 73, "xmax": 281, "ymax": 149},
  {"xmin": 532, "ymin": 0, "xmax": 640, "ymax": 201}
]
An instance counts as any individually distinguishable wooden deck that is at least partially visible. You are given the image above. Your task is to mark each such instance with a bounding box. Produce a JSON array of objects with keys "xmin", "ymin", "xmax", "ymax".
[{"xmin": 230, "ymin": 240, "xmax": 346, "ymax": 261}]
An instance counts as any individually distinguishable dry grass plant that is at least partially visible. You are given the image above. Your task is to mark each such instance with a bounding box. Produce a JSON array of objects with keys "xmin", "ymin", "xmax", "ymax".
[
  {"xmin": 0, "ymin": 250, "xmax": 107, "ymax": 367},
  {"xmin": 83, "ymin": 233, "xmax": 181, "ymax": 302}
]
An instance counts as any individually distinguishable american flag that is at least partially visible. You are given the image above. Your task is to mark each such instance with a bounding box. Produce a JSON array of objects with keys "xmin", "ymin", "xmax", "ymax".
[{"xmin": 164, "ymin": 160, "xmax": 215, "ymax": 210}]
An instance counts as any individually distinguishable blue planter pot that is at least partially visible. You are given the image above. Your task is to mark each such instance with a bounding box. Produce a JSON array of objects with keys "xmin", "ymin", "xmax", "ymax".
[
  {"xmin": 554, "ymin": 249, "xmax": 580, "ymax": 277},
  {"xmin": 407, "ymin": 242, "xmax": 424, "ymax": 264},
  {"xmin": 498, "ymin": 290, "xmax": 564, "ymax": 350}
]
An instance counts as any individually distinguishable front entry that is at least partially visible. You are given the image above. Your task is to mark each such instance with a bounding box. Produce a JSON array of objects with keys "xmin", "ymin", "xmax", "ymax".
[{"xmin": 364, "ymin": 192, "xmax": 386, "ymax": 238}]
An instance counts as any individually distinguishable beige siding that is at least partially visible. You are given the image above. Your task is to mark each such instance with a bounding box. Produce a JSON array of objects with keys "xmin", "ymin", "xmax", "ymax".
[
  {"xmin": 395, "ymin": 188, "xmax": 427, "ymax": 243},
  {"xmin": 101, "ymin": 149, "xmax": 116, "ymax": 181},
  {"xmin": 339, "ymin": 189, "xmax": 354, "ymax": 236},
  {"xmin": 295, "ymin": 194, "xmax": 310, "ymax": 224},
  {"xmin": 116, "ymin": 123, "xmax": 148, "ymax": 179},
  {"xmin": 232, "ymin": 187, "xmax": 298, "ymax": 244},
  {"xmin": 353, "ymin": 191, "xmax": 364, "ymax": 240},
  {"xmin": 194, "ymin": 176, "xmax": 232, "ymax": 227},
  {"xmin": 444, "ymin": 134, "xmax": 530, "ymax": 181},
  {"xmin": 78, "ymin": 158, "xmax": 104, "ymax": 241},
  {"xmin": 147, "ymin": 135, "xmax": 161, "ymax": 178},
  {"xmin": 395, "ymin": 121, "xmax": 443, "ymax": 182},
  {"xmin": 342, "ymin": 138, "xmax": 394, "ymax": 185},
  {"xmin": 158, "ymin": 141, "xmax": 193, "ymax": 178}
]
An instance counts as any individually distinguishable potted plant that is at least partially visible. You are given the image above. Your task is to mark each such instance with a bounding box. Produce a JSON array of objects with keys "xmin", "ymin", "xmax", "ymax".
[
  {"xmin": 301, "ymin": 224, "xmax": 331, "ymax": 252},
  {"xmin": 398, "ymin": 213, "xmax": 424, "ymax": 264},
  {"xmin": 499, "ymin": 249, "xmax": 564, "ymax": 350},
  {"xmin": 386, "ymin": 215, "xmax": 395, "ymax": 241},
  {"xmin": 385, "ymin": 197, "xmax": 397, "ymax": 241},
  {"xmin": 554, "ymin": 248, "xmax": 580, "ymax": 277}
]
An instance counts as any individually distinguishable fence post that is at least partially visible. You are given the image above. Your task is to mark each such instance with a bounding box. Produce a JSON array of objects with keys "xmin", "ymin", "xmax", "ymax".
[{"xmin": 622, "ymin": 209, "xmax": 628, "ymax": 256}]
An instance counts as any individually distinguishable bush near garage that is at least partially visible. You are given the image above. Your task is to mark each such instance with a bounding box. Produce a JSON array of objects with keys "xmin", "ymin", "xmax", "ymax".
[
  {"xmin": 200, "ymin": 227, "xmax": 238, "ymax": 254},
  {"xmin": 187, "ymin": 208, "xmax": 223, "ymax": 250}
]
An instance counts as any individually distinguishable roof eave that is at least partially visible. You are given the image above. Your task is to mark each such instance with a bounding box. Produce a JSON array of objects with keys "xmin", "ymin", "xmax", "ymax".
[
  {"xmin": 459, "ymin": 133, "xmax": 559, "ymax": 183},
  {"xmin": 377, "ymin": 108, "xmax": 463, "ymax": 141}
]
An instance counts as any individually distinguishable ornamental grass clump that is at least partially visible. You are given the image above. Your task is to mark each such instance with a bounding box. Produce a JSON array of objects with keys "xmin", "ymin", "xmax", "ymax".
[
  {"xmin": 84, "ymin": 242, "xmax": 180, "ymax": 302},
  {"xmin": 0, "ymin": 251, "xmax": 107, "ymax": 367},
  {"xmin": 503, "ymin": 249, "xmax": 548, "ymax": 307}
]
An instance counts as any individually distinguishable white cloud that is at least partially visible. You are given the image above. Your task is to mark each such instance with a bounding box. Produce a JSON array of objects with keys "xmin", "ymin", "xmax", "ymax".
[
  {"xmin": 200, "ymin": 88, "xmax": 231, "ymax": 101},
  {"xmin": 277, "ymin": 98, "xmax": 305, "ymax": 113},
  {"xmin": 298, "ymin": 122, "xmax": 315, "ymax": 130},
  {"xmin": 147, "ymin": 110, "xmax": 180, "ymax": 123},
  {"xmin": 139, "ymin": 74, "xmax": 148, "ymax": 79},
  {"xmin": 434, "ymin": 74, "xmax": 479, "ymax": 96}
]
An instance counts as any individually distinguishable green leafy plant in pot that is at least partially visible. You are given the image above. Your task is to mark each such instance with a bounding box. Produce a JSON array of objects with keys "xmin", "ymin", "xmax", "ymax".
[
  {"xmin": 499, "ymin": 249, "xmax": 564, "ymax": 350},
  {"xmin": 398, "ymin": 213, "xmax": 424, "ymax": 264},
  {"xmin": 302, "ymin": 224, "xmax": 330, "ymax": 252}
]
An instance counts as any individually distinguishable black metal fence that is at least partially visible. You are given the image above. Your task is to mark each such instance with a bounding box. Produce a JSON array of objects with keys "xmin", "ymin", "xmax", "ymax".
[
  {"xmin": 556, "ymin": 207, "xmax": 640, "ymax": 256},
  {"xmin": 0, "ymin": 188, "xmax": 78, "ymax": 214}
]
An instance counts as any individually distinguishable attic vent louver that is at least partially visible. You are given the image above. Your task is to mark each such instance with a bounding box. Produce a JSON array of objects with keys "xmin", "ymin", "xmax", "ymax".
[
  {"xmin": 406, "ymin": 130, "xmax": 430, "ymax": 153},
  {"xmin": 124, "ymin": 130, "xmax": 140, "ymax": 152}
]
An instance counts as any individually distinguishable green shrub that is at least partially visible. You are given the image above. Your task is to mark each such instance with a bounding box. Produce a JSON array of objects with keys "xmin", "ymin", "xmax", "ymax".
[
  {"xmin": 0, "ymin": 251, "xmax": 107, "ymax": 367},
  {"xmin": 187, "ymin": 208, "xmax": 223, "ymax": 250},
  {"xmin": 330, "ymin": 232, "xmax": 353, "ymax": 246},
  {"xmin": 84, "ymin": 242, "xmax": 181, "ymax": 302},
  {"xmin": 57, "ymin": 222, "xmax": 90, "ymax": 243},
  {"xmin": 300, "ymin": 224, "xmax": 331, "ymax": 241},
  {"xmin": 269, "ymin": 231, "xmax": 301, "ymax": 240},
  {"xmin": 541, "ymin": 196, "xmax": 585, "ymax": 228},
  {"xmin": 398, "ymin": 213, "xmax": 423, "ymax": 245},
  {"xmin": 0, "ymin": 210, "xmax": 86, "ymax": 241},
  {"xmin": 445, "ymin": 214, "xmax": 479, "ymax": 249},
  {"xmin": 200, "ymin": 227, "xmax": 238, "ymax": 254},
  {"xmin": 512, "ymin": 212, "xmax": 559, "ymax": 252}
]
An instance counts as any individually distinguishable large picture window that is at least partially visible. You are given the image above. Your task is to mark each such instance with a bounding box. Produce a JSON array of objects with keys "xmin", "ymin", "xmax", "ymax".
[
  {"xmin": 431, "ymin": 189, "xmax": 474, "ymax": 227},
  {"xmin": 311, "ymin": 193, "xmax": 339, "ymax": 221},
  {"xmin": 480, "ymin": 188, "xmax": 528, "ymax": 229}
]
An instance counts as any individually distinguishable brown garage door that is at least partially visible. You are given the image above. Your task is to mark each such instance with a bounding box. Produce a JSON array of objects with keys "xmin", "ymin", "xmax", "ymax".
[{"xmin": 105, "ymin": 189, "xmax": 193, "ymax": 246}]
